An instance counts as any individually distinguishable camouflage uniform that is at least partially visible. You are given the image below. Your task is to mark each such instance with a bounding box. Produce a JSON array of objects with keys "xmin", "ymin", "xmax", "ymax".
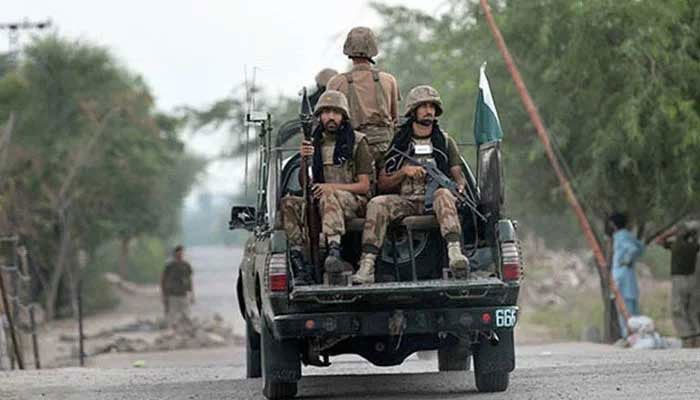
[
  {"xmin": 281, "ymin": 91, "xmax": 374, "ymax": 281},
  {"xmin": 161, "ymin": 260, "xmax": 193, "ymax": 329},
  {"xmin": 362, "ymin": 136, "xmax": 464, "ymax": 252},
  {"xmin": 327, "ymin": 27, "xmax": 400, "ymax": 166},
  {"xmin": 354, "ymin": 85, "xmax": 469, "ymax": 284}
]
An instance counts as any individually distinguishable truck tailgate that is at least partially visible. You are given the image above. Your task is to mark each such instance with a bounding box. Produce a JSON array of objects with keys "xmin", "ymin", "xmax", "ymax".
[{"xmin": 290, "ymin": 277, "xmax": 517, "ymax": 306}]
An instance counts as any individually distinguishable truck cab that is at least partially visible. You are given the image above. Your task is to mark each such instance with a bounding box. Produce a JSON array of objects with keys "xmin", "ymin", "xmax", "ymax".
[{"xmin": 231, "ymin": 115, "xmax": 522, "ymax": 400}]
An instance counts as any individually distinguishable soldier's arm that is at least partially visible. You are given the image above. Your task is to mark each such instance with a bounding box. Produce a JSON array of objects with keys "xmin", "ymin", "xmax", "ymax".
[
  {"xmin": 449, "ymin": 166, "xmax": 468, "ymax": 192},
  {"xmin": 186, "ymin": 264, "xmax": 195, "ymax": 303},
  {"xmin": 446, "ymin": 137, "xmax": 467, "ymax": 191},
  {"xmin": 323, "ymin": 174, "xmax": 370, "ymax": 195},
  {"xmin": 377, "ymin": 168, "xmax": 406, "ymax": 193},
  {"xmin": 390, "ymin": 76, "xmax": 400, "ymax": 125}
]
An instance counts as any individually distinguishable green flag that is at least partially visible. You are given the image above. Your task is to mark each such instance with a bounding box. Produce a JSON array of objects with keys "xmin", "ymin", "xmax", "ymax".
[{"xmin": 473, "ymin": 64, "xmax": 503, "ymax": 146}]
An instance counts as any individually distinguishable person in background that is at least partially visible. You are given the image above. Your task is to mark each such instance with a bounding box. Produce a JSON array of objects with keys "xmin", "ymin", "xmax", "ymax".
[
  {"xmin": 609, "ymin": 212, "xmax": 645, "ymax": 338},
  {"xmin": 160, "ymin": 245, "xmax": 194, "ymax": 330},
  {"xmin": 308, "ymin": 68, "xmax": 338, "ymax": 109},
  {"xmin": 656, "ymin": 222, "xmax": 700, "ymax": 348}
]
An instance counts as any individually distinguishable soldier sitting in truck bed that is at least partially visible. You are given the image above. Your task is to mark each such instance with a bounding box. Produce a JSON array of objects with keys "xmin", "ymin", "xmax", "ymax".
[
  {"xmin": 281, "ymin": 90, "xmax": 374, "ymax": 285},
  {"xmin": 352, "ymin": 85, "xmax": 470, "ymax": 284}
]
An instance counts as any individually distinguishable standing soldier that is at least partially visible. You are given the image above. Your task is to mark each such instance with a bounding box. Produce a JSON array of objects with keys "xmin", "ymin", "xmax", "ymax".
[
  {"xmin": 160, "ymin": 245, "xmax": 194, "ymax": 330},
  {"xmin": 352, "ymin": 85, "xmax": 470, "ymax": 284},
  {"xmin": 327, "ymin": 26, "xmax": 400, "ymax": 167},
  {"xmin": 309, "ymin": 68, "xmax": 338, "ymax": 109},
  {"xmin": 282, "ymin": 90, "xmax": 373, "ymax": 285},
  {"xmin": 656, "ymin": 222, "xmax": 700, "ymax": 348}
]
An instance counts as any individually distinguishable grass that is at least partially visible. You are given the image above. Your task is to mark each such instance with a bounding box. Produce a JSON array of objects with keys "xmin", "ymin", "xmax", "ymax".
[{"xmin": 523, "ymin": 284, "xmax": 674, "ymax": 341}]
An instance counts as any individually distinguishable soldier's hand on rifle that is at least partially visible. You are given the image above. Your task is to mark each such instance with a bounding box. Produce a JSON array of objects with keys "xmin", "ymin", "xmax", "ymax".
[
  {"xmin": 312, "ymin": 183, "xmax": 336, "ymax": 199},
  {"xmin": 402, "ymin": 165, "xmax": 425, "ymax": 179},
  {"xmin": 456, "ymin": 182, "xmax": 466, "ymax": 194},
  {"xmin": 300, "ymin": 140, "xmax": 315, "ymax": 157}
]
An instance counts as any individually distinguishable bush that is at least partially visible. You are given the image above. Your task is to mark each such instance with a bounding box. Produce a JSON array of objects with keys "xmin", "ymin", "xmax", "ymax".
[{"xmin": 92, "ymin": 236, "xmax": 168, "ymax": 284}]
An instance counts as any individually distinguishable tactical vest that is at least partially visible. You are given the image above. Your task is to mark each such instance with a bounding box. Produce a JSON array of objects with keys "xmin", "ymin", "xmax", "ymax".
[
  {"xmin": 343, "ymin": 70, "xmax": 393, "ymax": 147},
  {"xmin": 399, "ymin": 137, "xmax": 437, "ymax": 198},
  {"xmin": 321, "ymin": 132, "xmax": 367, "ymax": 185}
]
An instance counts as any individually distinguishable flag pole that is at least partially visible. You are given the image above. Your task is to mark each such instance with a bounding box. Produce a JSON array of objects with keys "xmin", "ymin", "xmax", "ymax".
[{"xmin": 478, "ymin": 0, "xmax": 631, "ymax": 326}]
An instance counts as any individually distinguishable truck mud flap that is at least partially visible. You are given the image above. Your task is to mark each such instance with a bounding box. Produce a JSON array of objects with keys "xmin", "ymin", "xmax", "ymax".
[
  {"xmin": 473, "ymin": 329, "xmax": 515, "ymax": 374},
  {"xmin": 262, "ymin": 317, "xmax": 301, "ymax": 383}
]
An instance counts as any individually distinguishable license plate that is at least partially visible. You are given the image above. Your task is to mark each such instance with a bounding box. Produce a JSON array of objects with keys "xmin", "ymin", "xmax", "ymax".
[{"xmin": 495, "ymin": 308, "xmax": 517, "ymax": 328}]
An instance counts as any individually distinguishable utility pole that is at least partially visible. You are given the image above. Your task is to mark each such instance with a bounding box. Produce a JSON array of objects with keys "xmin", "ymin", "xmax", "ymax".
[{"xmin": 0, "ymin": 18, "xmax": 52, "ymax": 66}]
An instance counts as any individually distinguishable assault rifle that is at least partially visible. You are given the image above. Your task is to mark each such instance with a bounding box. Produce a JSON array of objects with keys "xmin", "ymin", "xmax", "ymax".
[
  {"xmin": 392, "ymin": 147, "xmax": 486, "ymax": 221},
  {"xmin": 299, "ymin": 87, "xmax": 321, "ymax": 271}
]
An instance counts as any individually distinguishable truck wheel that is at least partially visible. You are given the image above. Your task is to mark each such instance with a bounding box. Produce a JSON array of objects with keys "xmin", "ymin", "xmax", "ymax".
[
  {"xmin": 438, "ymin": 346, "xmax": 470, "ymax": 371},
  {"xmin": 472, "ymin": 329, "xmax": 514, "ymax": 392},
  {"xmin": 261, "ymin": 317, "xmax": 300, "ymax": 400},
  {"xmin": 474, "ymin": 370, "xmax": 509, "ymax": 392},
  {"xmin": 246, "ymin": 318, "xmax": 261, "ymax": 378}
]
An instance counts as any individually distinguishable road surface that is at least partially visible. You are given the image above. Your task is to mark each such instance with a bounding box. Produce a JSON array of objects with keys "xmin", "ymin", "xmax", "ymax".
[
  {"xmin": 3, "ymin": 246, "xmax": 699, "ymax": 399},
  {"xmin": 2, "ymin": 342, "xmax": 699, "ymax": 399}
]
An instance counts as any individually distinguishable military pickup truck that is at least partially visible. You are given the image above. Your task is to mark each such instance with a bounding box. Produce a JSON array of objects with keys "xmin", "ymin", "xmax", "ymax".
[{"xmin": 231, "ymin": 112, "xmax": 522, "ymax": 400}]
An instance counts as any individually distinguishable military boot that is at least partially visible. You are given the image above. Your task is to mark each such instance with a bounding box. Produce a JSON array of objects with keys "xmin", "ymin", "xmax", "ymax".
[
  {"xmin": 447, "ymin": 241, "xmax": 470, "ymax": 279},
  {"xmin": 290, "ymin": 249, "xmax": 314, "ymax": 286},
  {"xmin": 352, "ymin": 253, "xmax": 376, "ymax": 284},
  {"xmin": 324, "ymin": 241, "xmax": 345, "ymax": 273}
]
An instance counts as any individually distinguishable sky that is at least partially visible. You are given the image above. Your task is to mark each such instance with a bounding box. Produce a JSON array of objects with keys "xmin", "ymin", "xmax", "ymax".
[{"xmin": 2, "ymin": 0, "xmax": 441, "ymax": 199}]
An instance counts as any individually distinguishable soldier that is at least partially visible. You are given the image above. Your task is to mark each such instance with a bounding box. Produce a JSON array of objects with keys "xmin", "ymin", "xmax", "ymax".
[
  {"xmin": 160, "ymin": 245, "xmax": 194, "ymax": 330},
  {"xmin": 352, "ymin": 85, "xmax": 470, "ymax": 284},
  {"xmin": 327, "ymin": 26, "xmax": 400, "ymax": 166},
  {"xmin": 308, "ymin": 68, "xmax": 338, "ymax": 109},
  {"xmin": 282, "ymin": 90, "xmax": 374, "ymax": 285},
  {"xmin": 656, "ymin": 222, "xmax": 700, "ymax": 348}
]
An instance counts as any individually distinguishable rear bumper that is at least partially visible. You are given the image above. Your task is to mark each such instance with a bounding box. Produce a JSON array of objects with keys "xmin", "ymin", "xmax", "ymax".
[{"xmin": 270, "ymin": 305, "xmax": 518, "ymax": 339}]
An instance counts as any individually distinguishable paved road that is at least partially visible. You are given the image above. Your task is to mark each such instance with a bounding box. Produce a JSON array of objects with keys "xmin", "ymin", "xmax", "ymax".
[
  {"xmin": 3, "ymin": 343, "xmax": 699, "ymax": 399},
  {"xmin": 4, "ymin": 246, "xmax": 699, "ymax": 399}
]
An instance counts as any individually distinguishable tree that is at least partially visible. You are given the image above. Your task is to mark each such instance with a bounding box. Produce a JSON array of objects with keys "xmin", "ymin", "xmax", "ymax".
[
  {"xmin": 372, "ymin": 0, "xmax": 700, "ymax": 340},
  {"xmin": 0, "ymin": 35, "xmax": 204, "ymax": 319}
]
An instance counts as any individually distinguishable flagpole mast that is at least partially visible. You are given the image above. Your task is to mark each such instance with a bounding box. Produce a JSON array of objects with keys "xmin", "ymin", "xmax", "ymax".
[{"xmin": 478, "ymin": 0, "xmax": 631, "ymax": 325}]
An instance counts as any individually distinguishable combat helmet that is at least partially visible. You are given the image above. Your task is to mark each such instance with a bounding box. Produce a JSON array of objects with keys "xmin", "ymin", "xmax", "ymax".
[
  {"xmin": 404, "ymin": 85, "xmax": 443, "ymax": 117},
  {"xmin": 343, "ymin": 27, "xmax": 378, "ymax": 61},
  {"xmin": 315, "ymin": 68, "xmax": 338, "ymax": 88},
  {"xmin": 314, "ymin": 90, "xmax": 350, "ymax": 119}
]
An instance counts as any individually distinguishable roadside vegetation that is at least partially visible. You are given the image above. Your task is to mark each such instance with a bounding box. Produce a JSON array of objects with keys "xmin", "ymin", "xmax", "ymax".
[{"xmin": 0, "ymin": 36, "xmax": 205, "ymax": 317}]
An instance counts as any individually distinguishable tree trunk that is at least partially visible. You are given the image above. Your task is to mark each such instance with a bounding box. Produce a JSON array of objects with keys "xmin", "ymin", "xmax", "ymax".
[
  {"xmin": 601, "ymin": 235, "xmax": 620, "ymax": 343},
  {"xmin": 45, "ymin": 211, "xmax": 71, "ymax": 321},
  {"xmin": 118, "ymin": 237, "xmax": 131, "ymax": 279}
]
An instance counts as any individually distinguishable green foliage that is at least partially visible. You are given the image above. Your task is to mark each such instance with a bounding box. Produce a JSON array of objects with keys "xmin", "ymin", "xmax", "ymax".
[
  {"xmin": 373, "ymin": 0, "xmax": 700, "ymax": 244},
  {"xmin": 92, "ymin": 236, "xmax": 167, "ymax": 284},
  {"xmin": 0, "ymin": 34, "xmax": 205, "ymax": 318},
  {"xmin": 79, "ymin": 269, "xmax": 120, "ymax": 316}
]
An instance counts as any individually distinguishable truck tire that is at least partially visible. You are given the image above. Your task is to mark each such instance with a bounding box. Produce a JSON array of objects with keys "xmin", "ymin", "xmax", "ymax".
[
  {"xmin": 474, "ymin": 370, "xmax": 509, "ymax": 392},
  {"xmin": 246, "ymin": 318, "xmax": 261, "ymax": 378},
  {"xmin": 472, "ymin": 329, "xmax": 514, "ymax": 392},
  {"xmin": 438, "ymin": 346, "xmax": 470, "ymax": 371},
  {"xmin": 261, "ymin": 317, "xmax": 300, "ymax": 400}
]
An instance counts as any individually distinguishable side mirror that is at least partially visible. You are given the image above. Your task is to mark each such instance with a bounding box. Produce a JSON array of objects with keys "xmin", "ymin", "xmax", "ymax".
[{"xmin": 229, "ymin": 206, "xmax": 256, "ymax": 231}]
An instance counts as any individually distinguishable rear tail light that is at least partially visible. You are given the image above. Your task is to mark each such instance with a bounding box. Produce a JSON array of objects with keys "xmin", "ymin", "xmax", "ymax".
[
  {"xmin": 500, "ymin": 241, "xmax": 522, "ymax": 281},
  {"xmin": 268, "ymin": 254, "xmax": 288, "ymax": 292}
]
